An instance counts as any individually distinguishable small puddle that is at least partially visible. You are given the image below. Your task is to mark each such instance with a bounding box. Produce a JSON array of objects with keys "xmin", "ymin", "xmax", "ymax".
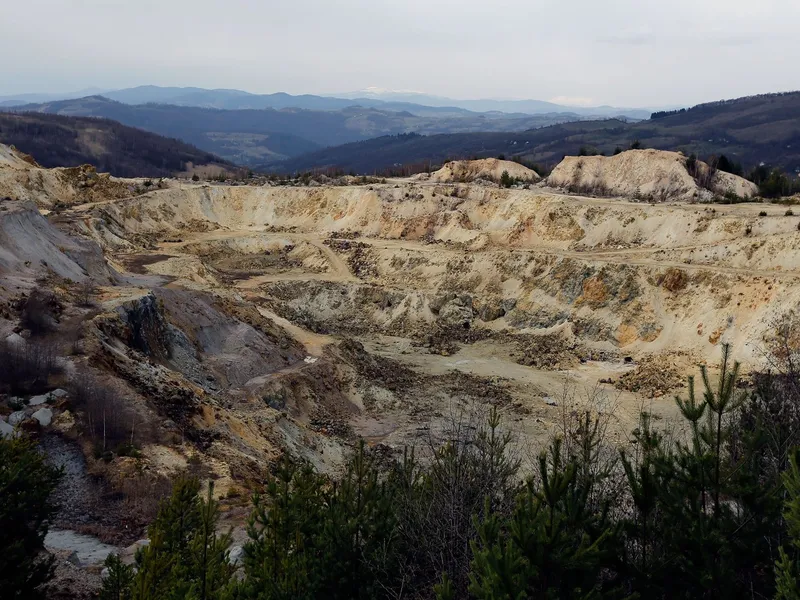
[{"xmin": 44, "ymin": 529, "xmax": 117, "ymax": 566}]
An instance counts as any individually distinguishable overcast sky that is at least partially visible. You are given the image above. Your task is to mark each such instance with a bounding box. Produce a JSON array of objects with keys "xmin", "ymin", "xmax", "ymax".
[{"xmin": 2, "ymin": 0, "xmax": 799, "ymax": 107}]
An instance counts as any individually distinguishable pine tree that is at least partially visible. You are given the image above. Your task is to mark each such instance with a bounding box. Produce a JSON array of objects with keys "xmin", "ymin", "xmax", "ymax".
[
  {"xmin": 0, "ymin": 435, "xmax": 62, "ymax": 600},
  {"xmin": 100, "ymin": 554, "xmax": 134, "ymax": 600},
  {"xmin": 130, "ymin": 477, "xmax": 234, "ymax": 600},
  {"xmin": 241, "ymin": 458, "xmax": 326, "ymax": 600},
  {"xmin": 317, "ymin": 440, "xmax": 397, "ymax": 599},
  {"xmin": 776, "ymin": 450, "xmax": 800, "ymax": 599},
  {"xmin": 618, "ymin": 344, "xmax": 777, "ymax": 598},
  {"xmin": 469, "ymin": 438, "xmax": 622, "ymax": 599},
  {"xmin": 241, "ymin": 444, "xmax": 399, "ymax": 600},
  {"xmin": 187, "ymin": 482, "xmax": 234, "ymax": 600}
]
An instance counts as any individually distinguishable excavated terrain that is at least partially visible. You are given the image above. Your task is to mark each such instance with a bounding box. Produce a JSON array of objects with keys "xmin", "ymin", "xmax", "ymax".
[{"xmin": 0, "ymin": 147, "xmax": 796, "ymax": 580}]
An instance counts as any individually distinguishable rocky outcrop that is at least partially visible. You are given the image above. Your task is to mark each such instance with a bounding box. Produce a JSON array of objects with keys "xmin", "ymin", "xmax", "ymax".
[
  {"xmin": 547, "ymin": 149, "xmax": 758, "ymax": 202},
  {"xmin": 424, "ymin": 158, "xmax": 541, "ymax": 184}
]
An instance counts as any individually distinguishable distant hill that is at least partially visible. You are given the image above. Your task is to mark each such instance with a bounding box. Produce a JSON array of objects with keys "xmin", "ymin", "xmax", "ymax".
[
  {"xmin": 5, "ymin": 96, "xmax": 599, "ymax": 167},
  {"xmin": 0, "ymin": 112, "xmax": 233, "ymax": 178},
  {"xmin": 94, "ymin": 85, "xmax": 652, "ymax": 119},
  {"xmin": 334, "ymin": 88, "xmax": 654, "ymax": 119},
  {"xmin": 274, "ymin": 92, "xmax": 800, "ymax": 175}
]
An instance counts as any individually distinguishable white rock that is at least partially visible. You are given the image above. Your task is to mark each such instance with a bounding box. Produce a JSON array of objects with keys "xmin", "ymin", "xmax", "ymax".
[
  {"xmin": 32, "ymin": 407, "xmax": 53, "ymax": 427},
  {"xmin": 8, "ymin": 411, "xmax": 26, "ymax": 425},
  {"xmin": 0, "ymin": 420, "xmax": 16, "ymax": 439},
  {"xmin": 544, "ymin": 397, "xmax": 558, "ymax": 406},
  {"xmin": 28, "ymin": 389, "xmax": 67, "ymax": 406},
  {"xmin": 5, "ymin": 333, "xmax": 25, "ymax": 347},
  {"xmin": 28, "ymin": 394, "xmax": 49, "ymax": 406},
  {"xmin": 228, "ymin": 545, "xmax": 245, "ymax": 566}
]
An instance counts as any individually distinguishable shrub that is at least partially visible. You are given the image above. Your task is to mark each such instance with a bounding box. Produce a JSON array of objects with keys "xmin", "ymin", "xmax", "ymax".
[
  {"xmin": 752, "ymin": 167, "xmax": 800, "ymax": 198},
  {"xmin": 760, "ymin": 210, "xmax": 768, "ymax": 217},
  {"xmin": 787, "ymin": 209, "xmax": 795, "ymax": 216},
  {"xmin": 69, "ymin": 368, "xmax": 155, "ymax": 454},
  {"xmin": 716, "ymin": 154, "xmax": 744, "ymax": 176},
  {"xmin": 191, "ymin": 174, "xmax": 200, "ymax": 182},
  {"xmin": 0, "ymin": 340, "xmax": 61, "ymax": 395},
  {"xmin": 19, "ymin": 289, "xmax": 60, "ymax": 335},
  {"xmin": 629, "ymin": 140, "xmax": 642, "ymax": 150},
  {"xmin": 75, "ymin": 278, "xmax": 97, "ymax": 307},
  {"xmin": 686, "ymin": 153, "xmax": 698, "ymax": 178},
  {"xmin": 578, "ymin": 146, "xmax": 602, "ymax": 156},
  {"xmin": 500, "ymin": 170, "xmax": 515, "ymax": 188}
]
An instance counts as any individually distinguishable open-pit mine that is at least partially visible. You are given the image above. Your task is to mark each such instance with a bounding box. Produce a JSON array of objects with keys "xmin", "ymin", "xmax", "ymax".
[{"xmin": 0, "ymin": 145, "xmax": 796, "ymax": 583}]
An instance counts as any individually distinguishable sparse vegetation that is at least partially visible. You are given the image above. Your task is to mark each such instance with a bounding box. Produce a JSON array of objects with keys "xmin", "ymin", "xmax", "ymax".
[
  {"xmin": 19, "ymin": 289, "xmax": 60, "ymax": 335},
  {"xmin": 69, "ymin": 367, "xmax": 155, "ymax": 456},
  {"xmin": 51, "ymin": 345, "xmax": 800, "ymax": 599},
  {"xmin": 0, "ymin": 340, "xmax": 61, "ymax": 395},
  {"xmin": 75, "ymin": 278, "xmax": 97, "ymax": 307}
]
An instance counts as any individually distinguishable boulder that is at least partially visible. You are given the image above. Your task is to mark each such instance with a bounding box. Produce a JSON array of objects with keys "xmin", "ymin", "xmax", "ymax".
[
  {"xmin": 8, "ymin": 411, "xmax": 27, "ymax": 426},
  {"xmin": 29, "ymin": 389, "xmax": 68, "ymax": 406},
  {"xmin": 32, "ymin": 407, "xmax": 53, "ymax": 427},
  {"xmin": 480, "ymin": 304, "xmax": 505, "ymax": 322},
  {"xmin": 0, "ymin": 420, "xmax": 15, "ymax": 439},
  {"xmin": 28, "ymin": 394, "xmax": 49, "ymax": 406},
  {"xmin": 4, "ymin": 333, "xmax": 25, "ymax": 347},
  {"xmin": 429, "ymin": 292, "xmax": 456, "ymax": 315},
  {"xmin": 52, "ymin": 410, "xmax": 76, "ymax": 433},
  {"xmin": 501, "ymin": 298, "xmax": 518, "ymax": 313},
  {"xmin": 438, "ymin": 299, "xmax": 474, "ymax": 329}
]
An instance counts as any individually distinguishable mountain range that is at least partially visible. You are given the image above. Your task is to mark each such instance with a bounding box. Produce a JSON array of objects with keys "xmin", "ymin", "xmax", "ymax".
[
  {"xmin": 4, "ymin": 95, "xmax": 607, "ymax": 166},
  {"xmin": 0, "ymin": 85, "xmax": 654, "ymax": 119},
  {"xmin": 275, "ymin": 92, "xmax": 800, "ymax": 176},
  {"xmin": 2, "ymin": 86, "xmax": 798, "ymax": 179}
]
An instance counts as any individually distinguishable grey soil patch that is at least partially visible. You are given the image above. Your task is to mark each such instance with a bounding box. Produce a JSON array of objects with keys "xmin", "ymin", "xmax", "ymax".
[{"xmin": 116, "ymin": 253, "xmax": 174, "ymax": 274}]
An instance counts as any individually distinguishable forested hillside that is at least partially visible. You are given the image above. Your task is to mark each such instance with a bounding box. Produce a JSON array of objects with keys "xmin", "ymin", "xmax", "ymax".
[
  {"xmin": 274, "ymin": 92, "xmax": 800, "ymax": 175},
  {"xmin": 0, "ymin": 112, "xmax": 232, "ymax": 178}
]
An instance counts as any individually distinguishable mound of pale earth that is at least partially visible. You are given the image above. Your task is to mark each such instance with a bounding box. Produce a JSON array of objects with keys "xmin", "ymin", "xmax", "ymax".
[
  {"xmin": 547, "ymin": 149, "xmax": 758, "ymax": 202},
  {"xmin": 0, "ymin": 201, "xmax": 116, "ymax": 282},
  {"xmin": 425, "ymin": 159, "xmax": 541, "ymax": 184},
  {"xmin": 0, "ymin": 144, "xmax": 38, "ymax": 169}
]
